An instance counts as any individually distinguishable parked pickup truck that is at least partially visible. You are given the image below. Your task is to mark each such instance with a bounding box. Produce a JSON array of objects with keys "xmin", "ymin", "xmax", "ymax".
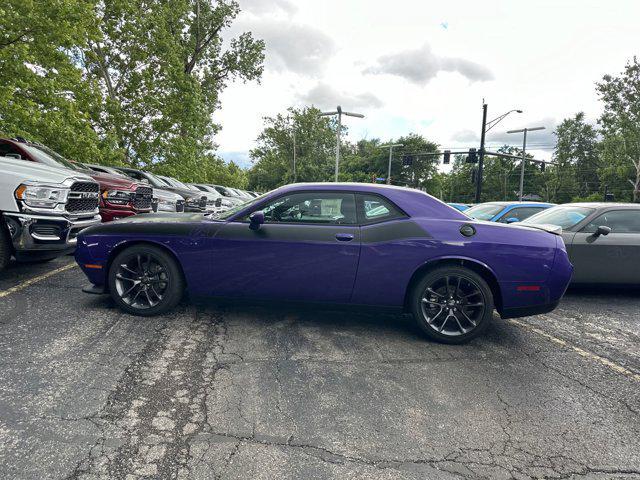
[
  {"xmin": 0, "ymin": 138, "xmax": 153, "ymax": 222},
  {"xmin": 0, "ymin": 156, "xmax": 101, "ymax": 270}
]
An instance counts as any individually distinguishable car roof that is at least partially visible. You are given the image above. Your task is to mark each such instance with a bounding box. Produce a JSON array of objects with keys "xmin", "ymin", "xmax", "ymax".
[{"xmin": 558, "ymin": 202, "xmax": 640, "ymax": 209}]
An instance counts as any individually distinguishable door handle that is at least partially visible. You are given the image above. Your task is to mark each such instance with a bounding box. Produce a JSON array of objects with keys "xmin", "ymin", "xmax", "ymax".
[{"xmin": 335, "ymin": 233, "xmax": 355, "ymax": 242}]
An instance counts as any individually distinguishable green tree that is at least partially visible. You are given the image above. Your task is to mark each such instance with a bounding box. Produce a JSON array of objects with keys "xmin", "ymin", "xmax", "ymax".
[
  {"xmin": 551, "ymin": 112, "xmax": 599, "ymax": 202},
  {"xmin": 248, "ymin": 106, "xmax": 336, "ymax": 190},
  {"xmin": 0, "ymin": 0, "xmax": 104, "ymax": 161},
  {"xmin": 83, "ymin": 0, "xmax": 264, "ymax": 173},
  {"xmin": 596, "ymin": 57, "xmax": 640, "ymax": 202}
]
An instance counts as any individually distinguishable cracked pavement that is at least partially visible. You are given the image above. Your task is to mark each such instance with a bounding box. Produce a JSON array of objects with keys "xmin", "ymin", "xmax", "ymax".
[{"xmin": 0, "ymin": 257, "xmax": 639, "ymax": 479}]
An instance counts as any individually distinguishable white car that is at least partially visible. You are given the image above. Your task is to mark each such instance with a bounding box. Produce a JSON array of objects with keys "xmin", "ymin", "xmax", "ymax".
[{"xmin": 0, "ymin": 156, "xmax": 101, "ymax": 270}]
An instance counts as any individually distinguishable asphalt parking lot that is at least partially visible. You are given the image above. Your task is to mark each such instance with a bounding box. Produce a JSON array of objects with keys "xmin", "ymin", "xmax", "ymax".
[{"xmin": 1, "ymin": 257, "xmax": 639, "ymax": 480}]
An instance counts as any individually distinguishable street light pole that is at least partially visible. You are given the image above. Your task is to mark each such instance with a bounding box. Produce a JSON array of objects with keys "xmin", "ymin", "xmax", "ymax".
[
  {"xmin": 380, "ymin": 143, "xmax": 404, "ymax": 185},
  {"xmin": 476, "ymin": 104, "xmax": 523, "ymax": 203},
  {"xmin": 319, "ymin": 106, "xmax": 364, "ymax": 182},
  {"xmin": 507, "ymin": 126, "xmax": 546, "ymax": 201}
]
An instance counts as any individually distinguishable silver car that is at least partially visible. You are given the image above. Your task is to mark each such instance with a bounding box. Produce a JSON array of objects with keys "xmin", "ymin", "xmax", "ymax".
[{"xmin": 523, "ymin": 202, "xmax": 640, "ymax": 284}]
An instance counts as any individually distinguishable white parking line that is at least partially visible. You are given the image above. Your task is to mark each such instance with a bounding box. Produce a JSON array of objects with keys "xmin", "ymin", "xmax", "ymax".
[
  {"xmin": 508, "ymin": 318, "xmax": 640, "ymax": 382},
  {"xmin": 0, "ymin": 263, "xmax": 76, "ymax": 299}
]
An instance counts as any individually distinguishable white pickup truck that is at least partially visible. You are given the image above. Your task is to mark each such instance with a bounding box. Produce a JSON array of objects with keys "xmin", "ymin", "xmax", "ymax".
[{"xmin": 0, "ymin": 156, "xmax": 102, "ymax": 270}]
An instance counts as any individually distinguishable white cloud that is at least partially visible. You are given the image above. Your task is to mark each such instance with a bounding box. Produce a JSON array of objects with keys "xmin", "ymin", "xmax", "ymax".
[
  {"xmin": 233, "ymin": 18, "xmax": 336, "ymax": 76},
  {"xmin": 239, "ymin": 0, "xmax": 297, "ymax": 15},
  {"xmin": 297, "ymin": 83, "xmax": 384, "ymax": 110},
  {"xmin": 364, "ymin": 43, "xmax": 494, "ymax": 85}
]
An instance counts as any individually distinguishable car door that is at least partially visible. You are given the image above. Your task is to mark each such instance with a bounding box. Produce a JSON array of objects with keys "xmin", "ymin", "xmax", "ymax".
[
  {"xmin": 568, "ymin": 209, "xmax": 640, "ymax": 283},
  {"xmin": 207, "ymin": 191, "xmax": 361, "ymax": 302}
]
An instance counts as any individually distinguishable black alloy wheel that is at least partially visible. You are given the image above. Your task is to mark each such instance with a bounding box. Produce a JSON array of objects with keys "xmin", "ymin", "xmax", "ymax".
[
  {"xmin": 412, "ymin": 266, "xmax": 494, "ymax": 344},
  {"xmin": 108, "ymin": 245, "xmax": 184, "ymax": 316}
]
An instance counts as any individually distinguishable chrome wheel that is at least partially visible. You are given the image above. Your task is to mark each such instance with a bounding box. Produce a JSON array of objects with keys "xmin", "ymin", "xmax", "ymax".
[
  {"xmin": 114, "ymin": 253, "xmax": 169, "ymax": 310},
  {"xmin": 420, "ymin": 274, "xmax": 486, "ymax": 337}
]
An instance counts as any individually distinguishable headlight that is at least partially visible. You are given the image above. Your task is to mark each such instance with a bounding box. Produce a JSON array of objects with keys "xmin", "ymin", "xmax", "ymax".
[
  {"xmin": 185, "ymin": 197, "xmax": 199, "ymax": 206},
  {"xmin": 157, "ymin": 199, "xmax": 177, "ymax": 212},
  {"xmin": 102, "ymin": 190, "xmax": 132, "ymax": 205},
  {"xmin": 15, "ymin": 184, "xmax": 69, "ymax": 208},
  {"xmin": 221, "ymin": 198, "xmax": 233, "ymax": 207}
]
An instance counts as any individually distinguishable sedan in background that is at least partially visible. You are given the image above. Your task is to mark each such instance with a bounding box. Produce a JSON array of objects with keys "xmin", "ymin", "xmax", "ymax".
[
  {"xmin": 75, "ymin": 183, "xmax": 572, "ymax": 344},
  {"xmin": 465, "ymin": 201, "xmax": 554, "ymax": 223},
  {"xmin": 523, "ymin": 203, "xmax": 640, "ymax": 284}
]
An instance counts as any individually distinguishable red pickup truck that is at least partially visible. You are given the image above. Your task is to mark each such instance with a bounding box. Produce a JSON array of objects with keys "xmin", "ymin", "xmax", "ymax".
[{"xmin": 0, "ymin": 138, "xmax": 152, "ymax": 222}]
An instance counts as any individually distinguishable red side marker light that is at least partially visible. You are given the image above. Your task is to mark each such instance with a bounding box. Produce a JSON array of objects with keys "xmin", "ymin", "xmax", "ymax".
[
  {"xmin": 517, "ymin": 285, "xmax": 541, "ymax": 292},
  {"xmin": 84, "ymin": 264, "xmax": 102, "ymax": 269}
]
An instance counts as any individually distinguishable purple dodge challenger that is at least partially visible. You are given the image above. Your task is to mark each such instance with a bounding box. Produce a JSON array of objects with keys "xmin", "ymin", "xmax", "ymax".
[{"xmin": 76, "ymin": 183, "xmax": 573, "ymax": 343}]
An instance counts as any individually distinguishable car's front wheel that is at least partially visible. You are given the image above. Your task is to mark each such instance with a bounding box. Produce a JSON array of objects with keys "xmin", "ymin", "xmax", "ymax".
[
  {"xmin": 108, "ymin": 244, "xmax": 184, "ymax": 316},
  {"xmin": 411, "ymin": 266, "xmax": 494, "ymax": 344}
]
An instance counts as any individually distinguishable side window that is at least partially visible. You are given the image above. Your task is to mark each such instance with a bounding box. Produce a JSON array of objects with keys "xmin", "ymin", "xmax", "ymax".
[
  {"xmin": 498, "ymin": 207, "xmax": 545, "ymax": 223},
  {"xmin": 256, "ymin": 192, "xmax": 356, "ymax": 225},
  {"xmin": 357, "ymin": 194, "xmax": 406, "ymax": 225},
  {"xmin": 0, "ymin": 142, "xmax": 22, "ymax": 158},
  {"xmin": 582, "ymin": 210, "xmax": 640, "ymax": 233}
]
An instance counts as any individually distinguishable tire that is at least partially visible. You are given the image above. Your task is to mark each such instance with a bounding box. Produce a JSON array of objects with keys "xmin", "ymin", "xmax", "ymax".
[
  {"xmin": 108, "ymin": 244, "xmax": 184, "ymax": 316},
  {"xmin": 411, "ymin": 266, "xmax": 494, "ymax": 344},
  {"xmin": 0, "ymin": 218, "xmax": 12, "ymax": 272}
]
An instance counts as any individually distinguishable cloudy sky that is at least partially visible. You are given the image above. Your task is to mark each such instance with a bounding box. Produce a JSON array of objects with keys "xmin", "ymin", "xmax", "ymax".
[{"xmin": 217, "ymin": 0, "xmax": 640, "ymax": 168}]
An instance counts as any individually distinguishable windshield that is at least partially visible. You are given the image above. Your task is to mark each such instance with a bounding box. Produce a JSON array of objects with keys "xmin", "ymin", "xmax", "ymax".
[
  {"xmin": 161, "ymin": 176, "xmax": 190, "ymax": 189},
  {"xmin": 522, "ymin": 206, "xmax": 595, "ymax": 229},
  {"xmin": 464, "ymin": 203, "xmax": 505, "ymax": 221},
  {"xmin": 23, "ymin": 145, "xmax": 84, "ymax": 172},
  {"xmin": 207, "ymin": 192, "xmax": 269, "ymax": 220}
]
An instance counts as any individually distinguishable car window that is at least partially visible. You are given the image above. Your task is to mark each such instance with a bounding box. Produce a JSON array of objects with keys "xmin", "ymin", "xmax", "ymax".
[
  {"xmin": 464, "ymin": 203, "xmax": 505, "ymax": 221},
  {"xmin": 523, "ymin": 206, "xmax": 595, "ymax": 229},
  {"xmin": 0, "ymin": 142, "xmax": 22, "ymax": 158},
  {"xmin": 357, "ymin": 193, "xmax": 406, "ymax": 224},
  {"xmin": 582, "ymin": 210, "xmax": 640, "ymax": 233},
  {"xmin": 497, "ymin": 207, "xmax": 546, "ymax": 223},
  {"xmin": 257, "ymin": 192, "xmax": 357, "ymax": 225}
]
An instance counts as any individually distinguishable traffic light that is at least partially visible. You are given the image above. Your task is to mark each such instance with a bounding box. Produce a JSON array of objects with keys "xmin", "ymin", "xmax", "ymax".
[
  {"xmin": 466, "ymin": 148, "xmax": 477, "ymax": 163},
  {"xmin": 540, "ymin": 162, "xmax": 545, "ymax": 172},
  {"xmin": 443, "ymin": 150, "xmax": 451, "ymax": 164},
  {"xmin": 470, "ymin": 166, "xmax": 477, "ymax": 184},
  {"xmin": 402, "ymin": 155, "xmax": 413, "ymax": 166}
]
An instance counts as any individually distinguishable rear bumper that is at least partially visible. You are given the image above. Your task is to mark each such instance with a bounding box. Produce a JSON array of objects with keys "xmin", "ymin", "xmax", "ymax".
[
  {"xmin": 500, "ymin": 300, "xmax": 560, "ymax": 319},
  {"xmin": 3, "ymin": 213, "xmax": 101, "ymax": 260}
]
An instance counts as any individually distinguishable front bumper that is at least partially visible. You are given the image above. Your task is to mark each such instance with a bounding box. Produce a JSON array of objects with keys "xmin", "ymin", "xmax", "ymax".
[{"xmin": 4, "ymin": 212, "xmax": 101, "ymax": 260}]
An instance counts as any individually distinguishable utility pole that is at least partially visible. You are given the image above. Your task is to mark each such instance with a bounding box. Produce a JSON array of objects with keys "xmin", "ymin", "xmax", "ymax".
[
  {"xmin": 292, "ymin": 130, "xmax": 297, "ymax": 183},
  {"xmin": 476, "ymin": 104, "xmax": 523, "ymax": 203},
  {"xmin": 507, "ymin": 126, "xmax": 545, "ymax": 201},
  {"xmin": 380, "ymin": 143, "xmax": 404, "ymax": 185},
  {"xmin": 319, "ymin": 106, "xmax": 364, "ymax": 182},
  {"xmin": 475, "ymin": 103, "xmax": 488, "ymax": 203}
]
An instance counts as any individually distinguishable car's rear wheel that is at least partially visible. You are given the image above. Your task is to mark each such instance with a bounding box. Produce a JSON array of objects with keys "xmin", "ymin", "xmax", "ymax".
[
  {"xmin": 411, "ymin": 266, "xmax": 494, "ymax": 344},
  {"xmin": 108, "ymin": 245, "xmax": 184, "ymax": 316}
]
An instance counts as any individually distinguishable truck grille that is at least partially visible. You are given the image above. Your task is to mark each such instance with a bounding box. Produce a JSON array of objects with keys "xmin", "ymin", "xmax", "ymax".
[
  {"xmin": 176, "ymin": 199, "xmax": 185, "ymax": 212},
  {"xmin": 133, "ymin": 186, "xmax": 153, "ymax": 211},
  {"xmin": 66, "ymin": 181, "xmax": 99, "ymax": 214},
  {"xmin": 198, "ymin": 196, "xmax": 207, "ymax": 209}
]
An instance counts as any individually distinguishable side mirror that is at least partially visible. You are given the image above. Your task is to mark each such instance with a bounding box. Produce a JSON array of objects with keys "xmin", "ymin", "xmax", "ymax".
[
  {"xmin": 593, "ymin": 225, "xmax": 611, "ymax": 237},
  {"xmin": 215, "ymin": 198, "xmax": 222, "ymax": 207},
  {"xmin": 505, "ymin": 217, "xmax": 520, "ymax": 224},
  {"xmin": 249, "ymin": 210, "xmax": 265, "ymax": 230}
]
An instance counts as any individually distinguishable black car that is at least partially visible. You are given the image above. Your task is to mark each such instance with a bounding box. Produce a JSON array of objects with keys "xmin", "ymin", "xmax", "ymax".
[
  {"xmin": 523, "ymin": 202, "xmax": 640, "ymax": 284},
  {"xmin": 114, "ymin": 167, "xmax": 207, "ymax": 212}
]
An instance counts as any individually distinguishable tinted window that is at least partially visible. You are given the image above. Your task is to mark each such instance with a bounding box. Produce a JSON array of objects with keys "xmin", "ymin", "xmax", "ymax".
[
  {"xmin": 357, "ymin": 194, "xmax": 406, "ymax": 224},
  {"xmin": 497, "ymin": 207, "xmax": 546, "ymax": 223},
  {"xmin": 259, "ymin": 192, "xmax": 356, "ymax": 225},
  {"xmin": 0, "ymin": 142, "xmax": 22, "ymax": 158},
  {"xmin": 583, "ymin": 210, "xmax": 640, "ymax": 233}
]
